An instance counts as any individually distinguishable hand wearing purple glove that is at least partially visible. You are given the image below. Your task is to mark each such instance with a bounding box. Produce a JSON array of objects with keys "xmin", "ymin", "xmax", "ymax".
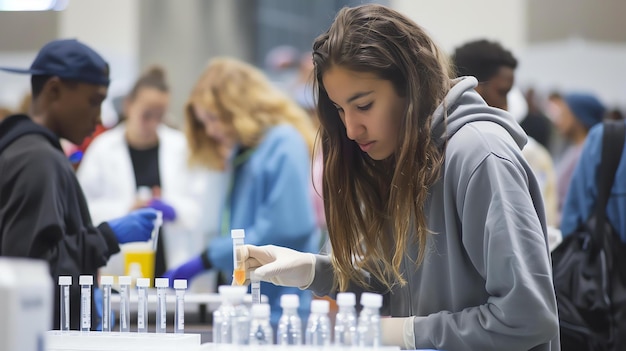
[
  {"xmin": 147, "ymin": 198, "xmax": 176, "ymax": 222},
  {"xmin": 163, "ymin": 253, "xmax": 212, "ymax": 285},
  {"xmin": 108, "ymin": 208, "xmax": 157, "ymax": 244}
]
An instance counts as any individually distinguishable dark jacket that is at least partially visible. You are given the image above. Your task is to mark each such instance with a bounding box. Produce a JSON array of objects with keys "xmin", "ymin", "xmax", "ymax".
[{"xmin": 0, "ymin": 114, "xmax": 119, "ymax": 329}]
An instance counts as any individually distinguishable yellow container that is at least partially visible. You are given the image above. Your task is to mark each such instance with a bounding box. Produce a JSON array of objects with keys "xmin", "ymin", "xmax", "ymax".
[{"xmin": 124, "ymin": 250, "xmax": 155, "ymax": 282}]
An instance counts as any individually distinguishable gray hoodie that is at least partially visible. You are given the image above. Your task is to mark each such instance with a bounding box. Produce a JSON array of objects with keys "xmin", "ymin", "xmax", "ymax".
[{"xmin": 309, "ymin": 77, "xmax": 560, "ymax": 350}]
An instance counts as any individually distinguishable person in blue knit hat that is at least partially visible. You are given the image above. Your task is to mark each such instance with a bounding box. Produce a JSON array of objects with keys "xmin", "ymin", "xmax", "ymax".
[{"xmin": 549, "ymin": 92, "xmax": 606, "ymax": 221}]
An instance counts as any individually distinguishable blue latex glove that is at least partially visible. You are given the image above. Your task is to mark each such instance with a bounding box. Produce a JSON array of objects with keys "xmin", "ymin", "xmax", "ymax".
[
  {"xmin": 108, "ymin": 208, "xmax": 157, "ymax": 244},
  {"xmin": 163, "ymin": 255, "xmax": 207, "ymax": 285},
  {"xmin": 147, "ymin": 199, "xmax": 177, "ymax": 222}
]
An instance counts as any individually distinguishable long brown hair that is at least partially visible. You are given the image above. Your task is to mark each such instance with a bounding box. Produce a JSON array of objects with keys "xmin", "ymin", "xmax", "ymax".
[
  {"xmin": 185, "ymin": 57, "xmax": 315, "ymax": 169},
  {"xmin": 313, "ymin": 4, "xmax": 452, "ymax": 291}
]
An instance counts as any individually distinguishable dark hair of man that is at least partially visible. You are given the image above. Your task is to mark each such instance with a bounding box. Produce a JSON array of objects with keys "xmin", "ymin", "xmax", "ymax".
[{"xmin": 452, "ymin": 39, "xmax": 518, "ymax": 82}]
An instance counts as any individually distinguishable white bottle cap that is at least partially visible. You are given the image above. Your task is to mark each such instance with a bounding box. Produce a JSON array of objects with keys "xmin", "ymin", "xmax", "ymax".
[
  {"xmin": 360, "ymin": 292, "xmax": 383, "ymax": 308},
  {"xmin": 174, "ymin": 279, "xmax": 187, "ymax": 289},
  {"xmin": 218, "ymin": 285, "xmax": 247, "ymax": 296},
  {"xmin": 79, "ymin": 275, "xmax": 93, "ymax": 286},
  {"xmin": 100, "ymin": 276, "xmax": 114, "ymax": 285},
  {"xmin": 280, "ymin": 294, "xmax": 300, "ymax": 308},
  {"xmin": 231, "ymin": 228, "xmax": 245, "ymax": 239},
  {"xmin": 251, "ymin": 303, "xmax": 271, "ymax": 318},
  {"xmin": 58, "ymin": 276, "xmax": 72, "ymax": 286},
  {"xmin": 118, "ymin": 276, "xmax": 132, "ymax": 286},
  {"xmin": 136, "ymin": 278, "xmax": 150, "ymax": 288},
  {"xmin": 155, "ymin": 278, "xmax": 169, "ymax": 288},
  {"xmin": 311, "ymin": 299, "xmax": 329, "ymax": 314},
  {"xmin": 336, "ymin": 292, "xmax": 356, "ymax": 306}
]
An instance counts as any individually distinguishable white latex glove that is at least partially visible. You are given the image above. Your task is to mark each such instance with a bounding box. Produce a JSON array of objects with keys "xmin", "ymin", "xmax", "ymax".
[
  {"xmin": 381, "ymin": 316, "xmax": 416, "ymax": 349},
  {"xmin": 238, "ymin": 244, "xmax": 316, "ymax": 289}
]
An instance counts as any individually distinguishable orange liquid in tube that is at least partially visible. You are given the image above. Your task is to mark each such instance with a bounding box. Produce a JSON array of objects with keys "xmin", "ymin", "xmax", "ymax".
[{"xmin": 234, "ymin": 268, "xmax": 246, "ymax": 285}]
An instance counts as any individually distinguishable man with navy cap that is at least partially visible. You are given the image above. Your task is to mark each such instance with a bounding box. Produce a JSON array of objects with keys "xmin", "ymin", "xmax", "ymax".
[{"xmin": 0, "ymin": 39, "xmax": 157, "ymax": 330}]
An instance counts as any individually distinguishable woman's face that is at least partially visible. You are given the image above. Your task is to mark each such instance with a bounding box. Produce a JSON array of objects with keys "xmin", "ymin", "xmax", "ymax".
[
  {"xmin": 322, "ymin": 65, "xmax": 406, "ymax": 160},
  {"xmin": 125, "ymin": 87, "xmax": 169, "ymax": 141},
  {"xmin": 192, "ymin": 103, "xmax": 236, "ymax": 153}
]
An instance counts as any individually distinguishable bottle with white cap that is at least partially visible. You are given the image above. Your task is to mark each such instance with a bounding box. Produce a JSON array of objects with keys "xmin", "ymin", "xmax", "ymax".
[
  {"xmin": 357, "ymin": 292, "xmax": 383, "ymax": 347},
  {"xmin": 213, "ymin": 285, "xmax": 248, "ymax": 344},
  {"xmin": 118, "ymin": 276, "xmax": 131, "ymax": 332},
  {"xmin": 136, "ymin": 278, "xmax": 150, "ymax": 333},
  {"xmin": 335, "ymin": 292, "xmax": 358, "ymax": 346},
  {"xmin": 248, "ymin": 303, "xmax": 274, "ymax": 345},
  {"xmin": 58, "ymin": 276, "xmax": 72, "ymax": 332},
  {"xmin": 174, "ymin": 279, "xmax": 187, "ymax": 334},
  {"xmin": 277, "ymin": 294, "xmax": 302, "ymax": 345},
  {"xmin": 78, "ymin": 275, "xmax": 93, "ymax": 332},
  {"xmin": 155, "ymin": 277, "xmax": 169, "ymax": 333},
  {"xmin": 100, "ymin": 276, "xmax": 114, "ymax": 332},
  {"xmin": 305, "ymin": 299, "xmax": 331, "ymax": 346}
]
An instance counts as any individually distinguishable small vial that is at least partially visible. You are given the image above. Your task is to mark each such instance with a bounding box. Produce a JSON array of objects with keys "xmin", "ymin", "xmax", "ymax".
[
  {"xmin": 136, "ymin": 278, "xmax": 150, "ymax": 333},
  {"xmin": 155, "ymin": 277, "xmax": 169, "ymax": 333},
  {"xmin": 277, "ymin": 294, "xmax": 302, "ymax": 345},
  {"xmin": 213, "ymin": 285, "xmax": 248, "ymax": 344},
  {"xmin": 119, "ymin": 276, "xmax": 131, "ymax": 332},
  {"xmin": 79, "ymin": 275, "xmax": 93, "ymax": 332},
  {"xmin": 305, "ymin": 299, "xmax": 331, "ymax": 346},
  {"xmin": 335, "ymin": 292, "xmax": 358, "ymax": 346},
  {"xmin": 249, "ymin": 303, "xmax": 274, "ymax": 345},
  {"xmin": 100, "ymin": 276, "xmax": 114, "ymax": 332},
  {"xmin": 231, "ymin": 229, "xmax": 246, "ymax": 285},
  {"xmin": 250, "ymin": 269, "xmax": 261, "ymax": 304},
  {"xmin": 174, "ymin": 279, "xmax": 187, "ymax": 334},
  {"xmin": 152, "ymin": 211, "xmax": 163, "ymax": 251},
  {"xmin": 58, "ymin": 276, "xmax": 72, "ymax": 332},
  {"xmin": 358, "ymin": 292, "xmax": 383, "ymax": 347}
]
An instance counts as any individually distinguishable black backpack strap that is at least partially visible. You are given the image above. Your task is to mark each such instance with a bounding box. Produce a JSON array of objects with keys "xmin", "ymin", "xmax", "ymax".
[{"xmin": 593, "ymin": 121, "xmax": 626, "ymax": 244}]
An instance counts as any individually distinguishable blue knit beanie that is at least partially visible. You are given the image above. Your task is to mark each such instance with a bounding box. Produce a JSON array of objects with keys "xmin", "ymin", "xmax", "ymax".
[{"xmin": 563, "ymin": 93, "xmax": 606, "ymax": 130}]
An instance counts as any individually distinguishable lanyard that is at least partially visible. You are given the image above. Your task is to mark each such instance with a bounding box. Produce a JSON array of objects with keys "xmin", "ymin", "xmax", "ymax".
[{"xmin": 220, "ymin": 148, "xmax": 256, "ymax": 236}]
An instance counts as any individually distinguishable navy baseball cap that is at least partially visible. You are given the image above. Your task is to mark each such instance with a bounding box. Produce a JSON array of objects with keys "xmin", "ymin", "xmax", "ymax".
[{"xmin": 0, "ymin": 39, "xmax": 110, "ymax": 86}]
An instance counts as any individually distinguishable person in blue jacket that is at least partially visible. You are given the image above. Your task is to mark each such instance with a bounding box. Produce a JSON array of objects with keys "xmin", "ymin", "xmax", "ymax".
[
  {"xmin": 164, "ymin": 57, "xmax": 320, "ymax": 324},
  {"xmin": 561, "ymin": 120, "xmax": 626, "ymax": 241}
]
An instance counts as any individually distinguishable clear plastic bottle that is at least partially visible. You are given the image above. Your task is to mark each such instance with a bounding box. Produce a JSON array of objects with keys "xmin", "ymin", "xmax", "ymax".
[
  {"xmin": 79, "ymin": 275, "xmax": 93, "ymax": 332},
  {"xmin": 58, "ymin": 276, "xmax": 72, "ymax": 332},
  {"xmin": 174, "ymin": 279, "xmax": 187, "ymax": 334},
  {"xmin": 305, "ymin": 299, "xmax": 331, "ymax": 346},
  {"xmin": 136, "ymin": 278, "xmax": 150, "ymax": 333},
  {"xmin": 277, "ymin": 294, "xmax": 302, "ymax": 345},
  {"xmin": 213, "ymin": 285, "xmax": 248, "ymax": 344},
  {"xmin": 100, "ymin": 276, "xmax": 113, "ymax": 332},
  {"xmin": 335, "ymin": 292, "xmax": 358, "ymax": 346},
  {"xmin": 357, "ymin": 292, "xmax": 383, "ymax": 347},
  {"xmin": 118, "ymin": 276, "xmax": 131, "ymax": 332},
  {"xmin": 155, "ymin": 278, "xmax": 169, "ymax": 333},
  {"xmin": 248, "ymin": 303, "xmax": 274, "ymax": 345}
]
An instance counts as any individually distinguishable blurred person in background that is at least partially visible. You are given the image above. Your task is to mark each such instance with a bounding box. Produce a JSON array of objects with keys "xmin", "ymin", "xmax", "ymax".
[
  {"xmin": 78, "ymin": 66, "xmax": 200, "ymax": 278},
  {"xmin": 521, "ymin": 88, "xmax": 555, "ymax": 150},
  {"xmin": 0, "ymin": 38, "xmax": 156, "ymax": 330},
  {"xmin": 165, "ymin": 57, "xmax": 320, "ymax": 325},
  {"xmin": 453, "ymin": 39, "xmax": 559, "ymax": 229},
  {"xmin": 547, "ymin": 92, "xmax": 606, "ymax": 221}
]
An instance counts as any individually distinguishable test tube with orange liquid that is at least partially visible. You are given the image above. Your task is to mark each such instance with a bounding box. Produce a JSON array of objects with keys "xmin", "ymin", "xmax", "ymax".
[{"xmin": 232, "ymin": 229, "xmax": 246, "ymax": 285}]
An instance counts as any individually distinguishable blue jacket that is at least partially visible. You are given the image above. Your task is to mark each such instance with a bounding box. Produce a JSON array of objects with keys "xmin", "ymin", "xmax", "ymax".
[
  {"xmin": 561, "ymin": 121, "xmax": 626, "ymax": 241},
  {"xmin": 207, "ymin": 124, "xmax": 320, "ymax": 324}
]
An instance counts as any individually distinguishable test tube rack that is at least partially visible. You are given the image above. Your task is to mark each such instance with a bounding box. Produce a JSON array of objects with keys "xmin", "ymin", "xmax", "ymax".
[{"xmin": 46, "ymin": 330, "xmax": 201, "ymax": 351}]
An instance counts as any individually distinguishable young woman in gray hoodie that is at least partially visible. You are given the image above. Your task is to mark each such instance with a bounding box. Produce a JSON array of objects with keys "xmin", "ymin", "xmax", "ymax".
[{"xmin": 239, "ymin": 4, "xmax": 559, "ymax": 350}]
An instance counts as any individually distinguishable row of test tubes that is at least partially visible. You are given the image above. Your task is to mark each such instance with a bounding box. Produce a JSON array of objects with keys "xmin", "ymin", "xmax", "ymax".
[{"xmin": 58, "ymin": 275, "xmax": 187, "ymax": 333}]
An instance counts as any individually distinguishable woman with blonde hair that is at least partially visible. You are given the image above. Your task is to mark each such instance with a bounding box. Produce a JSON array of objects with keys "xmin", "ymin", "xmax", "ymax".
[
  {"xmin": 239, "ymin": 4, "xmax": 559, "ymax": 350},
  {"xmin": 164, "ymin": 57, "xmax": 320, "ymax": 324}
]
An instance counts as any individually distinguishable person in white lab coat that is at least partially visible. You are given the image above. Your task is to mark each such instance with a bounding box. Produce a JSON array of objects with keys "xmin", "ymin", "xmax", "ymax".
[{"xmin": 78, "ymin": 66, "xmax": 220, "ymax": 279}]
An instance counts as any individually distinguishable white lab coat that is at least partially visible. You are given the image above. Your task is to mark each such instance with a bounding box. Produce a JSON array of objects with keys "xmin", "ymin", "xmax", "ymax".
[{"xmin": 77, "ymin": 123, "xmax": 228, "ymax": 276}]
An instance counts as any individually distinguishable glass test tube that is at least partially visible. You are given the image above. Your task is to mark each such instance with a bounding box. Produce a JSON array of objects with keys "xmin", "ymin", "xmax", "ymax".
[
  {"xmin": 151, "ymin": 211, "xmax": 163, "ymax": 251},
  {"xmin": 231, "ymin": 229, "xmax": 246, "ymax": 285},
  {"xmin": 174, "ymin": 279, "xmax": 187, "ymax": 334},
  {"xmin": 136, "ymin": 278, "xmax": 150, "ymax": 333},
  {"xmin": 119, "ymin": 276, "xmax": 131, "ymax": 332},
  {"xmin": 250, "ymin": 269, "xmax": 261, "ymax": 304},
  {"xmin": 155, "ymin": 278, "xmax": 169, "ymax": 333},
  {"xmin": 58, "ymin": 276, "xmax": 72, "ymax": 332},
  {"xmin": 100, "ymin": 276, "xmax": 113, "ymax": 332},
  {"xmin": 79, "ymin": 275, "xmax": 93, "ymax": 332}
]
